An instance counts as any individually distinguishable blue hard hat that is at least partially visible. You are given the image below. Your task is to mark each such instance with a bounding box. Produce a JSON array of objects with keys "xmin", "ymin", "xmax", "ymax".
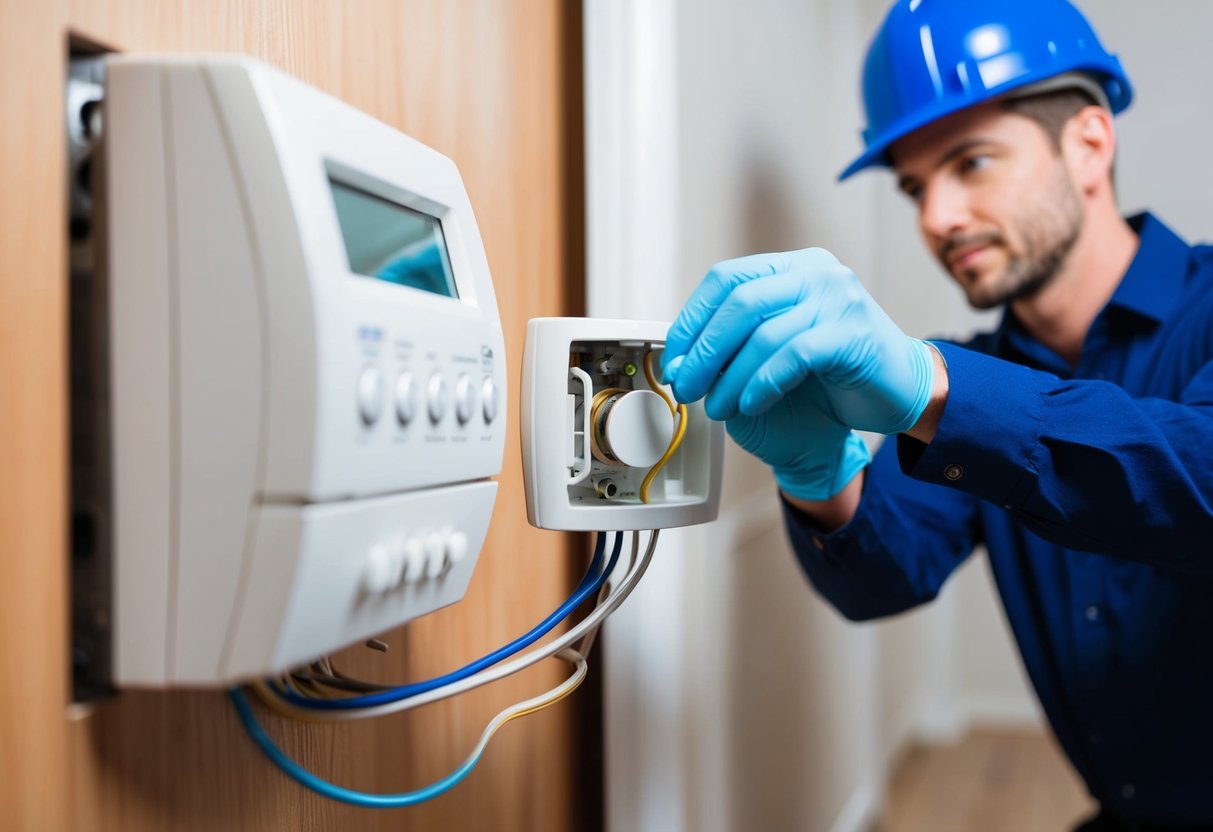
[{"xmin": 839, "ymin": 0, "xmax": 1133, "ymax": 181}]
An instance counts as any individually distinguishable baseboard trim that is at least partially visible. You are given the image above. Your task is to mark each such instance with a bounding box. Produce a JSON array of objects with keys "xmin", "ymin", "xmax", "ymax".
[
  {"xmin": 828, "ymin": 774, "xmax": 883, "ymax": 832},
  {"xmin": 961, "ymin": 694, "xmax": 1045, "ymax": 731}
]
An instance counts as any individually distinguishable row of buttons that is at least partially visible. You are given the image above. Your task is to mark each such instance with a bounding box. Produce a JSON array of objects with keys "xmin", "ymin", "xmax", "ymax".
[
  {"xmin": 362, "ymin": 530, "xmax": 470, "ymax": 594},
  {"xmin": 358, "ymin": 367, "xmax": 498, "ymax": 428}
]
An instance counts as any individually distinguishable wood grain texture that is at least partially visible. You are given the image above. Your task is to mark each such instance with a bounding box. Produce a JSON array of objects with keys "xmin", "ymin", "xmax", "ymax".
[
  {"xmin": 876, "ymin": 729, "xmax": 1096, "ymax": 832},
  {"xmin": 0, "ymin": 1, "xmax": 589, "ymax": 829},
  {"xmin": 0, "ymin": 1, "xmax": 73, "ymax": 829}
]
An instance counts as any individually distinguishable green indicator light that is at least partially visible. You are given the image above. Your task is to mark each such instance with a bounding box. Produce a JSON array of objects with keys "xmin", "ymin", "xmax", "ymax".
[{"xmin": 623, "ymin": 362, "xmax": 638, "ymax": 377}]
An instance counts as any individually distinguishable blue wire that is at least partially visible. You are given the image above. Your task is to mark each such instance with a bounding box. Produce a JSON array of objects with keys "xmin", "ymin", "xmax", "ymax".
[
  {"xmin": 230, "ymin": 687, "xmax": 476, "ymax": 807},
  {"xmin": 274, "ymin": 531, "xmax": 620, "ymax": 710}
]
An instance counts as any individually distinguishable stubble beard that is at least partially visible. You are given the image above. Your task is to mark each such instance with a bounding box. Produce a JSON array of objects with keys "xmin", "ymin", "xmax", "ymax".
[{"xmin": 950, "ymin": 164, "xmax": 1085, "ymax": 310}]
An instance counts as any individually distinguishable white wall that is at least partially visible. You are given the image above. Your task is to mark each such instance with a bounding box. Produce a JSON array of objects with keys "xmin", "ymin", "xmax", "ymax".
[{"xmin": 590, "ymin": 1, "xmax": 1213, "ymax": 830}]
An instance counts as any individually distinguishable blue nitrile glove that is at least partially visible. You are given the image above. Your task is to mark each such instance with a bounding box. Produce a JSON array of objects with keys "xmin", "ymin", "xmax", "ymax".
[
  {"xmin": 662, "ymin": 248, "xmax": 934, "ymax": 436},
  {"xmin": 725, "ymin": 374, "xmax": 872, "ymax": 501}
]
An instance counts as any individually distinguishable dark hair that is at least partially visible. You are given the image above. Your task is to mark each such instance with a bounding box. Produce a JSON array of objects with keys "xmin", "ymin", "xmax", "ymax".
[{"xmin": 1001, "ymin": 88, "xmax": 1102, "ymax": 151}]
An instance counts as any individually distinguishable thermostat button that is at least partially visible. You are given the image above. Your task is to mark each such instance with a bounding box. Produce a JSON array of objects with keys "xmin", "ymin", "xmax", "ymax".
[
  {"xmin": 427, "ymin": 373, "xmax": 448, "ymax": 424},
  {"xmin": 424, "ymin": 532, "xmax": 447, "ymax": 579},
  {"xmin": 402, "ymin": 537, "xmax": 426, "ymax": 583},
  {"xmin": 443, "ymin": 533, "xmax": 465, "ymax": 567},
  {"xmin": 358, "ymin": 366, "xmax": 384, "ymax": 426},
  {"xmin": 447, "ymin": 531, "xmax": 469, "ymax": 565},
  {"xmin": 455, "ymin": 374, "xmax": 475, "ymax": 424},
  {"xmin": 395, "ymin": 373, "xmax": 417, "ymax": 425},
  {"xmin": 362, "ymin": 543, "xmax": 393, "ymax": 594},
  {"xmin": 386, "ymin": 539, "xmax": 406, "ymax": 589},
  {"xmin": 482, "ymin": 377, "xmax": 499, "ymax": 423}
]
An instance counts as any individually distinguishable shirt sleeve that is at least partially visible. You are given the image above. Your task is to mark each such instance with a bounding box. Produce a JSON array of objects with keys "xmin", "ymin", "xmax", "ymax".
[
  {"xmin": 783, "ymin": 435, "xmax": 982, "ymax": 621},
  {"xmin": 900, "ymin": 341, "xmax": 1213, "ymax": 571}
]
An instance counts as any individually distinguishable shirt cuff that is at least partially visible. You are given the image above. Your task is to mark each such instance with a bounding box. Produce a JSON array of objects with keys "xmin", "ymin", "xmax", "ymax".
[
  {"xmin": 780, "ymin": 491, "xmax": 856, "ymax": 567},
  {"xmin": 897, "ymin": 341, "xmax": 1048, "ymax": 508}
]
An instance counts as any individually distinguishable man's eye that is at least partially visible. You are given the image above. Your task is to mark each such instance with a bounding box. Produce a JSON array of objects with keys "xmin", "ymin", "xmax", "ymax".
[
  {"xmin": 960, "ymin": 155, "xmax": 991, "ymax": 174},
  {"xmin": 900, "ymin": 183, "xmax": 924, "ymax": 202}
]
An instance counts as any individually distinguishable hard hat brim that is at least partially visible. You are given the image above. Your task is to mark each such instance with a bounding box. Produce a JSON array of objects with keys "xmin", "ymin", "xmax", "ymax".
[{"xmin": 837, "ymin": 70, "xmax": 1131, "ymax": 182}]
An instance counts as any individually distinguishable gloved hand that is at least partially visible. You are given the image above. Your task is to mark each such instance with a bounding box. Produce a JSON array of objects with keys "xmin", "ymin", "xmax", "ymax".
[
  {"xmin": 725, "ymin": 374, "xmax": 871, "ymax": 501},
  {"xmin": 662, "ymin": 248, "xmax": 935, "ymax": 436}
]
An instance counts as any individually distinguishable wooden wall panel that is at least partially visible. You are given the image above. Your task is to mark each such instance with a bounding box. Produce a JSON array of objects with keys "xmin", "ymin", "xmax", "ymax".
[{"xmin": 0, "ymin": 1, "xmax": 590, "ymax": 830}]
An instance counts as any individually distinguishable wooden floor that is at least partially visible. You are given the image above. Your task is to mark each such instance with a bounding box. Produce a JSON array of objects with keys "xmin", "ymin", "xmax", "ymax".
[{"xmin": 875, "ymin": 729, "xmax": 1096, "ymax": 832}]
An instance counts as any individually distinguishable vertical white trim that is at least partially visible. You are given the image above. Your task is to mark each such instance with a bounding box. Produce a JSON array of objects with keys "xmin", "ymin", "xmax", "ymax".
[
  {"xmin": 584, "ymin": 0, "xmax": 682, "ymax": 321},
  {"xmin": 584, "ymin": 2, "xmax": 690, "ymax": 831},
  {"xmin": 914, "ymin": 586, "xmax": 968, "ymax": 744},
  {"xmin": 827, "ymin": 773, "xmax": 884, "ymax": 832}
]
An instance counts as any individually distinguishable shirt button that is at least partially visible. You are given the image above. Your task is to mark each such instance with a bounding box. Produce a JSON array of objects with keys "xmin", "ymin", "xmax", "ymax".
[
  {"xmin": 1122, "ymin": 783, "xmax": 1136, "ymax": 799},
  {"xmin": 944, "ymin": 464, "xmax": 964, "ymax": 481},
  {"xmin": 1085, "ymin": 605, "xmax": 1101, "ymax": 623}
]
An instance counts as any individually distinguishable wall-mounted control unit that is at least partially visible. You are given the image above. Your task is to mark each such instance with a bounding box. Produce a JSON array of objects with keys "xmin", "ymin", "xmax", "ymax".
[
  {"xmin": 521, "ymin": 318, "xmax": 724, "ymax": 531},
  {"xmin": 98, "ymin": 56, "xmax": 506, "ymax": 686}
]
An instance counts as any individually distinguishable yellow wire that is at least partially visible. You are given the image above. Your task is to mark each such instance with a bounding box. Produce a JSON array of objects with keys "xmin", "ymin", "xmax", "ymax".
[
  {"xmin": 250, "ymin": 681, "xmax": 335, "ymax": 724},
  {"xmin": 640, "ymin": 351, "xmax": 688, "ymax": 503},
  {"xmin": 294, "ymin": 674, "xmax": 333, "ymax": 699},
  {"xmin": 491, "ymin": 660, "xmax": 584, "ymax": 724},
  {"xmin": 644, "ymin": 351, "xmax": 677, "ymax": 414}
]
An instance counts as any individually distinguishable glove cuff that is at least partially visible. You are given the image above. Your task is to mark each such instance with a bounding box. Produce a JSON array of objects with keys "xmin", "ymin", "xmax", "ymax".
[
  {"xmin": 883, "ymin": 338, "xmax": 938, "ymax": 436},
  {"xmin": 773, "ymin": 432, "xmax": 871, "ymax": 502}
]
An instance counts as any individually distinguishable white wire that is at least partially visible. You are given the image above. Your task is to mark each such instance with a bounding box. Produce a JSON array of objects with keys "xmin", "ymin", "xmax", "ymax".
[
  {"xmin": 262, "ymin": 529, "xmax": 658, "ymax": 721},
  {"xmin": 245, "ymin": 646, "xmax": 590, "ymax": 801},
  {"xmin": 576, "ymin": 529, "xmax": 640, "ymax": 658},
  {"xmin": 463, "ymin": 647, "xmax": 588, "ymax": 756},
  {"xmin": 574, "ymin": 569, "xmax": 616, "ymax": 659}
]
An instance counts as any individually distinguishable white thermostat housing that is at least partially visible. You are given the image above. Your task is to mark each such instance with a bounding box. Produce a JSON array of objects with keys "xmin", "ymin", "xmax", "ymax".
[
  {"xmin": 521, "ymin": 318, "xmax": 724, "ymax": 531},
  {"xmin": 104, "ymin": 56, "xmax": 506, "ymax": 686}
]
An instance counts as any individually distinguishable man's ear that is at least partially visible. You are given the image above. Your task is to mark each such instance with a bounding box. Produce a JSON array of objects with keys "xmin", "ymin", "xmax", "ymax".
[{"xmin": 1062, "ymin": 105, "xmax": 1117, "ymax": 195}]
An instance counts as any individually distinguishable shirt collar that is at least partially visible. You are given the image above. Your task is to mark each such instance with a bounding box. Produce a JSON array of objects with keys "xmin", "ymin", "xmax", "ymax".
[
  {"xmin": 1105, "ymin": 212, "xmax": 1191, "ymax": 324},
  {"xmin": 991, "ymin": 212, "xmax": 1192, "ymax": 355}
]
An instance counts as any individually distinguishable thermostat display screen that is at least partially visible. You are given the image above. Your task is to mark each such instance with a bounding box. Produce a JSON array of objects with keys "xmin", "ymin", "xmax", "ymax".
[{"xmin": 329, "ymin": 179, "xmax": 458, "ymax": 298}]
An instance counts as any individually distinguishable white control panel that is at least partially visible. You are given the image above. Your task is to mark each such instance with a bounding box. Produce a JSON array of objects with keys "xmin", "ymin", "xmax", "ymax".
[
  {"xmin": 228, "ymin": 483, "xmax": 495, "ymax": 680},
  {"xmin": 105, "ymin": 56, "xmax": 506, "ymax": 686},
  {"xmin": 521, "ymin": 318, "xmax": 724, "ymax": 531}
]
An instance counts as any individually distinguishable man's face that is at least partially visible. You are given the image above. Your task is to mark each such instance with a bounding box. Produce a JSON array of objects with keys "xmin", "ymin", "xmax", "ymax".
[{"xmin": 890, "ymin": 102, "xmax": 1084, "ymax": 310}]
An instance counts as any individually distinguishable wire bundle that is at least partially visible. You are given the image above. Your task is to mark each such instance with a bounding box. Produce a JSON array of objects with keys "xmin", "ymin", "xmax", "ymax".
[{"xmin": 232, "ymin": 528, "xmax": 659, "ymax": 807}]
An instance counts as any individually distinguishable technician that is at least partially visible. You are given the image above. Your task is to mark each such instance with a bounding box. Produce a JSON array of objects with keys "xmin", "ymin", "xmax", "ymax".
[{"xmin": 660, "ymin": 1, "xmax": 1213, "ymax": 830}]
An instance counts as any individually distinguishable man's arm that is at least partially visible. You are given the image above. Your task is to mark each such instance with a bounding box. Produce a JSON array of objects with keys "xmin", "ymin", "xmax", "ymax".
[
  {"xmin": 659, "ymin": 249, "xmax": 980, "ymax": 621},
  {"xmin": 780, "ymin": 434, "xmax": 981, "ymax": 621},
  {"xmin": 895, "ymin": 342, "xmax": 1213, "ymax": 570},
  {"xmin": 785, "ymin": 343, "xmax": 950, "ymax": 530}
]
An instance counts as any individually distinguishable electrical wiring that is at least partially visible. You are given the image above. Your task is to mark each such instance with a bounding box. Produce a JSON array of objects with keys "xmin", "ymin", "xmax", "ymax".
[
  {"xmin": 250, "ymin": 681, "xmax": 336, "ymax": 723},
  {"xmin": 255, "ymin": 530, "xmax": 658, "ymax": 722},
  {"xmin": 292, "ymin": 562, "xmax": 616, "ymax": 698},
  {"xmin": 643, "ymin": 350, "xmax": 677, "ymax": 414},
  {"xmin": 270, "ymin": 530, "xmax": 620, "ymax": 710},
  {"xmin": 570, "ymin": 562, "xmax": 619, "ymax": 659},
  {"xmin": 296, "ymin": 656, "xmax": 394, "ymax": 694},
  {"xmin": 263, "ymin": 531, "xmax": 628, "ymax": 720},
  {"xmin": 230, "ymin": 646, "xmax": 589, "ymax": 808},
  {"xmin": 291, "ymin": 668, "xmax": 388, "ymax": 695},
  {"xmin": 234, "ymin": 530, "xmax": 656, "ymax": 809},
  {"xmin": 641, "ymin": 351, "xmax": 689, "ymax": 503}
]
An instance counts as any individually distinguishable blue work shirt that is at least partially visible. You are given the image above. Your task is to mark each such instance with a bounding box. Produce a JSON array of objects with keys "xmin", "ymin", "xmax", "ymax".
[{"xmin": 785, "ymin": 213, "xmax": 1213, "ymax": 827}]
